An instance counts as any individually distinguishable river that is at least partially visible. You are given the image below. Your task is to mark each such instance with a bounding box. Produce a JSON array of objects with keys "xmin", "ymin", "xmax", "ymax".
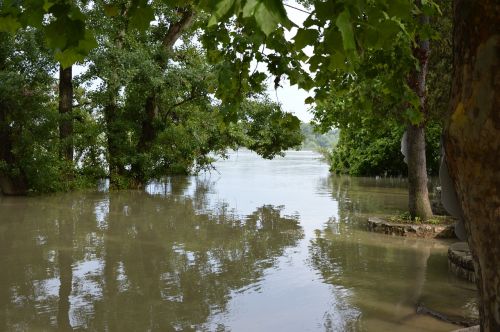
[{"xmin": 0, "ymin": 150, "xmax": 477, "ymax": 331}]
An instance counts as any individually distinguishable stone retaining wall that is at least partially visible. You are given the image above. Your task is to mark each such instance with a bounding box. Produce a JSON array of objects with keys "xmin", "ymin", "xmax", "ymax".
[
  {"xmin": 367, "ymin": 217, "xmax": 456, "ymax": 239},
  {"xmin": 448, "ymin": 242, "xmax": 476, "ymax": 283}
]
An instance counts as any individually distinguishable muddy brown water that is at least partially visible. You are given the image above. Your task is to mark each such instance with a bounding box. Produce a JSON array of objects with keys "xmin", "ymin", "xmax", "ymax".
[{"xmin": 0, "ymin": 150, "xmax": 477, "ymax": 331}]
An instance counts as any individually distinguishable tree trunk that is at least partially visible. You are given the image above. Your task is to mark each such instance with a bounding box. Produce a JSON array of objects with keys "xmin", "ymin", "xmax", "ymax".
[
  {"xmin": 105, "ymin": 14, "xmax": 128, "ymax": 188},
  {"xmin": 104, "ymin": 102, "xmax": 127, "ymax": 187},
  {"xmin": 0, "ymin": 107, "xmax": 28, "ymax": 195},
  {"xmin": 406, "ymin": 124, "xmax": 433, "ymax": 220},
  {"xmin": 59, "ymin": 65, "xmax": 73, "ymax": 162},
  {"xmin": 133, "ymin": 9, "xmax": 195, "ymax": 185},
  {"xmin": 406, "ymin": 8, "xmax": 433, "ymax": 221},
  {"xmin": 444, "ymin": 0, "xmax": 500, "ymax": 330},
  {"xmin": 133, "ymin": 95, "xmax": 156, "ymax": 185}
]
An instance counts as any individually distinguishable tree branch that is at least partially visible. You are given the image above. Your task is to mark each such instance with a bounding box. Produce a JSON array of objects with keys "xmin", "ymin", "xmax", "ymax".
[{"xmin": 162, "ymin": 8, "xmax": 195, "ymax": 52}]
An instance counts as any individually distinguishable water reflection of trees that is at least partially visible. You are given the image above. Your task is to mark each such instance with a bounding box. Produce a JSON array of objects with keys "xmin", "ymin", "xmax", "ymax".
[
  {"xmin": 309, "ymin": 220, "xmax": 477, "ymax": 330},
  {"xmin": 319, "ymin": 175, "xmax": 408, "ymax": 223},
  {"xmin": 0, "ymin": 181, "xmax": 303, "ymax": 331},
  {"xmin": 312, "ymin": 175, "xmax": 476, "ymax": 329}
]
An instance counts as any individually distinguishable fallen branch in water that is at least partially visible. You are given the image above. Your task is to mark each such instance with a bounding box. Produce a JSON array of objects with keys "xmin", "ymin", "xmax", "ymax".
[{"xmin": 416, "ymin": 303, "xmax": 478, "ymax": 327}]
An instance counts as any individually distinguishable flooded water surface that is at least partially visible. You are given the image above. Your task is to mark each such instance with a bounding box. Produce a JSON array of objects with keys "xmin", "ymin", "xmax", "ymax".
[{"xmin": 0, "ymin": 151, "xmax": 477, "ymax": 331}]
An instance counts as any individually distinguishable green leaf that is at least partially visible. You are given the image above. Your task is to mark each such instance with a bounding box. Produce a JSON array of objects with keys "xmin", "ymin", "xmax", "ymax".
[
  {"xmin": 78, "ymin": 31, "xmax": 98, "ymax": 54},
  {"xmin": 314, "ymin": 1, "xmax": 335, "ymax": 22},
  {"xmin": 45, "ymin": 17, "xmax": 85, "ymax": 50},
  {"xmin": 0, "ymin": 16, "xmax": 21, "ymax": 33},
  {"xmin": 43, "ymin": 0, "xmax": 55, "ymax": 12},
  {"xmin": 129, "ymin": 6, "xmax": 154, "ymax": 30},
  {"xmin": 208, "ymin": 0, "xmax": 236, "ymax": 26},
  {"xmin": 45, "ymin": 20, "xmax": 69, "ymax": 49},
  {"xmin": 308, "ymin": 54, "xmax": 324, "ymax": 72},
  {"xmin": 328, "ymin": 52, "xmax": 346, "ymax": 71},
  {"xmin": 305, "ymin": 96, "xmax": 315, "ymax": 104},
  {"xmin": 22, "ymin": 9, "xmax": 44, "ymax": 28},
  {"xmin": 55, "ymin": 30, "xmax": 97, "ymax": 67},
  {"xmin": 253, "ymin": 3, "xmax": 277, "ymax": 35},
  {"xmin": 293, "ymin": 28, "xmax": 318, "ymax": 50},
  {"xmin": 253, "ymin": 0, "xmax": 291, "ymax": 35},
  {"xmin": 386, "ymin": 0, "xmax": 412, "ymax": 20},
  {"xmin": 323, "ymin": 28, "xmax": 344, "ymax": 54},
  {"xmin": 335, "ymin": 9, "xmax": 356, "ymax": 52},
  {"xmin": 263, "ymin": 0, "xmax": 291, "ymax": 29},
  {"xmin": 104, "ymin": 4, "xmax": 120, "ymax": 17},
  {"xmin": 374, "ymin": 19, "xmax": 401, "ymax": 48},
  {"xmin": 242, "ymin": 0, "xmax": 258, "ymax": 17},
  {"xmin": 55, "ymin": 49, "xmax": 82, "ymax": 68}
]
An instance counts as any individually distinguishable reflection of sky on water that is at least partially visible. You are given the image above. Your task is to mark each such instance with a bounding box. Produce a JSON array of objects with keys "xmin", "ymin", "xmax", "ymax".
[
  {"xmin": 94, "ymin": 198, "xmax": 109, "ymax": 230},
  {"xmin": 70, "ymin": 259, "xmax": 104, "ymax": 327},
  {"xmin": 198, "ymin": 150, "xmax": 357, "ymax": 331},
  {"xmin": 197, "ymin": 150, "xmax": 337, "ymax": 233}
]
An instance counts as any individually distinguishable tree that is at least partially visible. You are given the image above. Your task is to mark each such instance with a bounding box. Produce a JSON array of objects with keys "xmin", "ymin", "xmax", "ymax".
[
  {"xmin": 444, "ymin": 1, "xmax": 499, "ymax": 329},
  {"xmin": 318, "ymin": 0, "xmax": 451, "ymax": 180},
  {"xmin": 0, "ymin": 30, "xmax": 62, "ymax": 194},
  {"xmin": 326, "ymin": 120, "xmax": 441, "ymax": 177},
  {"xmin": 58, "ymin": 64, "xmax": 74, "ymax": 163},
  {"xmin": 406, "ymin": 2, "xmax": 433, "ymax": 220}
]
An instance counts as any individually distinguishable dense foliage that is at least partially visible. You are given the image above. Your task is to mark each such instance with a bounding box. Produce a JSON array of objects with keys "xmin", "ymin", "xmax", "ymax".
[
  {"xmin": 317, "ymin": 0, "xmax": 451, "ymax": 177},
  {"xmin": 327, "ymin": 121, "xmax": 442, "ymax": 176},
  {"xmin": 0, "ymin": 1, "xmax": 304, "ymax": 194},
  {"xmin": 0, "ymin": 30, "xmax": 64, "ymax": 193}
]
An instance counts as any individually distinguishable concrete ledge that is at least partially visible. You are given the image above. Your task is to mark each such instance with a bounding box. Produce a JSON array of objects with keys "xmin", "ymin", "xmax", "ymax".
[
  {"xmin": 367, "ymin": 217, "xmax": 456, "ymax": 239},
  {"xmin": 448, "ymin": 242, "xmax": 476, "ymax": 283}
]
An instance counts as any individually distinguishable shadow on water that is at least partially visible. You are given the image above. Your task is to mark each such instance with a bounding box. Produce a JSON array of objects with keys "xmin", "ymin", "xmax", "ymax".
[
  {"xmin": 309, "ymin": 175, "xmax": 478, "ymax": 331},
  {"xmin": 0, "ymin": 178, "xmax": 303, "ymax": 331}
]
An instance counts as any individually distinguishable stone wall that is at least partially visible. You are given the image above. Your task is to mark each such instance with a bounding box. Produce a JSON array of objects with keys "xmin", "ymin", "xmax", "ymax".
[
  {"xmin": 448, "ymin": 242, "xmax": 476, "ymax": 283},
  {"xmin": 367, "ymin": 217, "xmax": 456, "ymax": 239}
]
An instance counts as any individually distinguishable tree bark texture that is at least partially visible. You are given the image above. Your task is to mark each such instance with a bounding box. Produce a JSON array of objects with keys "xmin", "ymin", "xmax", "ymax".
[
  {"xmin": 59, "ymin": 65, "xmax": 73, "ymax": 162},
  {"xmin": 444, "ymin": 1, "xmax": 500, "ymax": 330},
  {"xmin": 406, "ymin": 124, "xmax": 433, "ymax": 220},
  {"xmin": 406, "ymin": 8, "xmax": 433, "ymax": 221}
]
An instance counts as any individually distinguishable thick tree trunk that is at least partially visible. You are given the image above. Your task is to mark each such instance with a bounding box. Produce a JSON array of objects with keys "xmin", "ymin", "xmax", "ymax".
[
  {"xmin": 59, "ymin": 65, "xmax": 73, "ymax": 162},
  {"xmin": 406, "ymin": 8, "xmax": 433, "ymax": 221},
  {"xmin": 444, "ymin": 1, "xmax": 500, "ymax": 330},
  {"xmin": 406, "ymin": 124, "xmax": 433, "ymax": 220}
]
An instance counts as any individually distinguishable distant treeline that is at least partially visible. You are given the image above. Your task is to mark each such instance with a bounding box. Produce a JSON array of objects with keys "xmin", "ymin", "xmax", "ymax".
[{"xmin": 300, "ymin": 123, "xmax": 339, "ymax": 151}]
